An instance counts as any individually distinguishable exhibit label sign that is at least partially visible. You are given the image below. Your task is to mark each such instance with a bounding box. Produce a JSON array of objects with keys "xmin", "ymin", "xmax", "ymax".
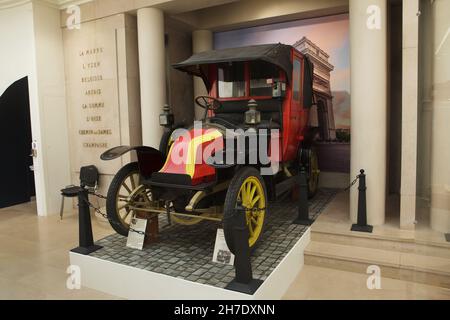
[
  {"xmin": 212, "ymin": 229, "xmax": 234, "ymax": 266},
  {"xmin": 126, "ymin": 217, "xmax": 147, "ymax": 250}
]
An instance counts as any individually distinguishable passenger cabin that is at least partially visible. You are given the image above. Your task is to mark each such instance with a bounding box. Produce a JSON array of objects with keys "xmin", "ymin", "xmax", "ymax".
[{"xmin": 173, "ymin": 43, "xmax": 314, "ymax": 162}]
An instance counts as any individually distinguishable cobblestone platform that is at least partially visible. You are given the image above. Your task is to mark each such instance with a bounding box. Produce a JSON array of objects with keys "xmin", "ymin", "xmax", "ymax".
[{"xmin": 90, "ymin": 188, "xmax": 337, "ymax": 289}]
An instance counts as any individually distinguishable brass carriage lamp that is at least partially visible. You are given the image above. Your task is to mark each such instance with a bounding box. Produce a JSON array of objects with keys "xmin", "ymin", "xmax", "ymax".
[
  {"xmin": 245, "ymin": 99, "xmax": 261, "ymax": 125},
  {"xmin": 272, "ymin": 80, "xmax": 286, "ymax": 98},
  {"xmin": 159, "ymin": 104, "xmax": 174, "ymax": 128}
]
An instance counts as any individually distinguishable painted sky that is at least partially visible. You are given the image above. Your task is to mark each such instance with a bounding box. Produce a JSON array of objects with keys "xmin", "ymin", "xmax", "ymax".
[
  {"xmin": 214, "ymin": 14, "xmax": 350, "ymax": 128},
  {"xmin": 214, "ymin": 14, "xmax": 350, "ymax": 93}
]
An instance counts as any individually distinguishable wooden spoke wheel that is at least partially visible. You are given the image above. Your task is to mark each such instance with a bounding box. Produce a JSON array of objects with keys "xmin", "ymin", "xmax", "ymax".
[
  {"xmin": 106, "ymin": 162, "xmax": 151, "ymax": 236},
  {"xmin": 223, "ymin": 167, "xmax": 267, "ymax": 254}
]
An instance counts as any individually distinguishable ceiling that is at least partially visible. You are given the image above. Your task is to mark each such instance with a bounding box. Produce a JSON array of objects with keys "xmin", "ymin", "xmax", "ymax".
[{"xmin": 0, "ymin": 0, "xmax": 92, "ymax": 10}]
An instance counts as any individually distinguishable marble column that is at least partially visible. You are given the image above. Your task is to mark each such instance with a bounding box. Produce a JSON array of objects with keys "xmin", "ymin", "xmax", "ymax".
[
  {"xmin": 349, "ymin": 0, "xmax": 387, "ymax": 225},
  {"xmin": 400, "ymin": 0, "xmax": 419, "ymax": 229},
  {"xmin": 137, "ymin": 7, "xmax": 166, "ymax": 148},
  {"xmin": 430, "ymin": 0, "xmax": 450, "ymax": 233},
  {"xmin": 192, "ymin": 30, "xmax": 213, "ymax": 120}
]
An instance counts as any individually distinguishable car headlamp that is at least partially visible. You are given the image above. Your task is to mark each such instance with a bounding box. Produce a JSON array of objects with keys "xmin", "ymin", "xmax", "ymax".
[
  {"xmin": 159, "ymin": 104, "xmax": 174, "ymax": 127},
  {"xmin": 245, "ymin": 99, "xmax": 261, "ymax": 125}
]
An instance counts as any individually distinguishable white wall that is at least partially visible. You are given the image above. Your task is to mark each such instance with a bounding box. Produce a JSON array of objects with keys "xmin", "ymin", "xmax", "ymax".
[
  {"xmin": 0, "ymin": 3, "xmax": 35, "ymax": 96},
  {"xmin": 0, "ymin": 2, "xmax": 71, "ymax": 215},
  {"xmin": 32, "ymin": 1, "xmax": 71, "ymax": 215},
  {"xmin": 0, "ymin": 2, "xmax": 44, "ymax": 213}
]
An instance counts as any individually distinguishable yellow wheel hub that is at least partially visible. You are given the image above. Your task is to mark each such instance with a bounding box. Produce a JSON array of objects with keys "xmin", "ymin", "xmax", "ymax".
[{"xmin": 238, "ymin": 176, "xmax": 266, "ymax": 247}]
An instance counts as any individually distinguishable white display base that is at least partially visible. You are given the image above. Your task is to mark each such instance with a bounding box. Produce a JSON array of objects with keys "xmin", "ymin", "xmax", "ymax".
[{"xmin": 69, "ymin": 228, "xmax": 310, "ymax": 300}]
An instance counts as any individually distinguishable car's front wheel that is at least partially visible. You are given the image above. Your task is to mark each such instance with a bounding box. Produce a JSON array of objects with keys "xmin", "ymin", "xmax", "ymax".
[
  {"xmin": 222, "ymin": 167, "xmax": 267, "ymax": 254},
  {"xmin": 106, "ymin": 162, "xmax": 151, "ymax": 236}
]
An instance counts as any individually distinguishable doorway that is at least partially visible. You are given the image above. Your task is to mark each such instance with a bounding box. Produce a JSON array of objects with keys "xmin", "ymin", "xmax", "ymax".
[
  {"xmin": 386, "ymin": 0, "xmax": 403, "ymax": 225},
  {"xmin": 0, "ymin": 77, "xmax": 35, "ymax": 208}
]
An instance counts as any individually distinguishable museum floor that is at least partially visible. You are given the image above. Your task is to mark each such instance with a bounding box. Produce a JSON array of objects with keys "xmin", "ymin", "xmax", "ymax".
[{"xmin": 0, "ymin": 200, "xmax": 449, "ymax": 300}]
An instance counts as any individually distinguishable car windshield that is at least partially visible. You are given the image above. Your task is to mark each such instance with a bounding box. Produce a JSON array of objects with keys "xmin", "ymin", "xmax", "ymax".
[
  {"xmin": 217, "ymin": 62, "xmax": 245, "ymax": 98},
  {"xmin": 249, "ymin": 61, "xmax": 280, "ymax": 96}
]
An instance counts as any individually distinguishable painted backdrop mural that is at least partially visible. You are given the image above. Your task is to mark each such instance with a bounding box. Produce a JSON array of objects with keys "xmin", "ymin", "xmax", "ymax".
[{"xmin": 214, "ymin": 14, "xmax": 350, "ymax": 173}]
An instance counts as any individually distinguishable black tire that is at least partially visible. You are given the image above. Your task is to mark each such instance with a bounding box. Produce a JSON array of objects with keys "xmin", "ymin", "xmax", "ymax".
[
  {"xmin": 299, "ymin": 148, "xmax": 320, "ymax": 198},
  {"xmin": 106, "ymin": 162, "xmax": 139, "ymax": 236},
  {"xmin": 223, "ymin": 167, "xmax": 268, "ymax": 254}
]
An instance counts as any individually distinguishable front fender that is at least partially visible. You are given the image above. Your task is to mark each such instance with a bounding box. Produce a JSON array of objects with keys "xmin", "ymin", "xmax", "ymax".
[
  {"xmin": 100, "ymin": 145, "xmax": 158, "ymax": 160},
  {"xmin": 101, "ymin": 145, "xmax": 164, "ymax": 178}
]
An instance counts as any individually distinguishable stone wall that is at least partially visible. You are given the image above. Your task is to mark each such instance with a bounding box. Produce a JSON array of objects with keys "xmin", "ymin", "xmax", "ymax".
[
  {"xmin": 63, "ymin": 14, "xmax": 141, "ymax": 196},
  {"xmin": 62, "ymin": 13, "xmax": 193, "ymax": 199}
]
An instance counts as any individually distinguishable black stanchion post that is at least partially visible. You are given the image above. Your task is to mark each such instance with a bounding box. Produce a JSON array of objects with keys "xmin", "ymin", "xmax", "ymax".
[
  {"xmin": 71, "ymin": 189, "xmax": 102, "ymax": 255},
  {"xmin": 293, "ymin": 167, "xmax": 314, "ymax": 225},
  {"xmin": 351, "ymin": 169, "xmax": 373, "ymax": 233},
  {"xmin": 225, "ymin": 203, "xmax": 263, "ymax": 295}
]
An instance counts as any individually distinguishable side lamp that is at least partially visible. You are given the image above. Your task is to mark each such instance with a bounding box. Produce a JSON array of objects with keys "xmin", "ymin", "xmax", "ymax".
[
  {"xmin": 159, "ymin": 104, "xmax": 174, "ymax": 128},
  {"xmin": 245, "ymin": 99, "xmax": 261, "ymax": 125}
]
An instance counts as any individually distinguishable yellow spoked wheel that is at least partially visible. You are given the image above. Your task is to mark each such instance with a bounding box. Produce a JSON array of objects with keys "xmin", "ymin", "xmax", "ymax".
[
  {"xmin": 238, "ymin": 176, "xmax": 266, "ymax": 247},
  {"xmin": 223, "ymin": 167, "xmax": 267, "ymax": 254}
]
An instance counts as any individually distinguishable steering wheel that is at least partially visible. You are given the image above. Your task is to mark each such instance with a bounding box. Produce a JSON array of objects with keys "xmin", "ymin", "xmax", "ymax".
[{"xmin": 195, "ymin": 95, "xmax": 222, "ymax": 114}]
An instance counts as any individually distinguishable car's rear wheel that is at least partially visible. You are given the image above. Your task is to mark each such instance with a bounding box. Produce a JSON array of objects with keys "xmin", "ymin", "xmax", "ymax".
[
  {"xmin": 299, "ymin": 148, "xmax": 320, "ymax": 198},
  {"xmin": 223, "ymin": 167, "xmax": 267, "ymax": 254}
]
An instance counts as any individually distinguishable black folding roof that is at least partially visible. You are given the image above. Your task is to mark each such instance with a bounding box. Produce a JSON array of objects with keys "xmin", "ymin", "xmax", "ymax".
[{"xmin": 173, "ymin": 43, "xmax": 293, "ymax": 84}]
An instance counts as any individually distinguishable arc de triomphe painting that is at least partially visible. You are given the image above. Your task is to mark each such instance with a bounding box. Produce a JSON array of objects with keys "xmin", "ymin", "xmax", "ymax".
[
  {"xmin": 215, "ymin": 14, "xmax": 351, "ymax": 174},
  {"xmin": 294, "ymin": 36, "xmax": 336, "ymax": 141}
]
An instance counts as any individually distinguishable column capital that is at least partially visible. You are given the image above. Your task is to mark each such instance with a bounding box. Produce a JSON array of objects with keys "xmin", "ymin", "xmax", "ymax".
[{"xmin": 192, "ymin": 29, "xmax": 213, "ymax": 53}]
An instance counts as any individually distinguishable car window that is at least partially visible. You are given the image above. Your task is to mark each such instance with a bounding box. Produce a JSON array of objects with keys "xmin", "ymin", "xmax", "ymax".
[
  {"xmin": 218, "ymin": 63, "xmax": 245, "ymax": 98},
  {"xmin": 293, "ymin": 59, "xmax": 301, "ymax": 101},
  {"xmin": 249, "ymin": 61, "xmax": 279, "ymax": 96}
]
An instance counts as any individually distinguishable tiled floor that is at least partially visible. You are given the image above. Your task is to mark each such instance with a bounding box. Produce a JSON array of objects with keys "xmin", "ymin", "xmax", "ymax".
[
  {"xmin": 0, "ymin": 201, "xmax": 117, "ymax": 299},
  {"xmin": 0, "ymin": 199, "xmax": 449, "ymax": 299}
]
